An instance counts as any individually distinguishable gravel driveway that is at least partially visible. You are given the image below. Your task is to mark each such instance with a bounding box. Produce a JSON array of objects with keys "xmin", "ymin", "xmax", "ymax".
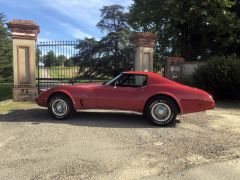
[{"xmin": 0, "ymin": 101, "xmax": 239, "ymax": 179}]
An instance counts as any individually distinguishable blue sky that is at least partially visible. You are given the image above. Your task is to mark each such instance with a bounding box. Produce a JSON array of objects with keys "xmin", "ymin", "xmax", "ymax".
[{"xmin": 0, "ymin": 0, "xmax": 133, "ymax": 41}]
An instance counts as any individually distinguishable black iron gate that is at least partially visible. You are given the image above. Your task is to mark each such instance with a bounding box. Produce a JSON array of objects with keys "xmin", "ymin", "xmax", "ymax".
[{"xmin": 36, "ymin": 41, "xmax": 113, "ymax": 92}]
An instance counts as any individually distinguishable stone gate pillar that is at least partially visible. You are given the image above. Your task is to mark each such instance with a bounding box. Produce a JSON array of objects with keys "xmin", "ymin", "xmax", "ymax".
[
  {"xmin": 7, "ymin": 20, "xmax": 40, "ymax": 101},
  {"xmin": 132, "ymin": 32, "xmax": 156, "ymax": 72}
]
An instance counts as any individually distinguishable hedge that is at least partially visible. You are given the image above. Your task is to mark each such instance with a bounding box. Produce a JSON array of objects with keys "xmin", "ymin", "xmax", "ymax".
[{"xmin": 192, "ymin": 56, "xmax": 240, "ymax": 100}]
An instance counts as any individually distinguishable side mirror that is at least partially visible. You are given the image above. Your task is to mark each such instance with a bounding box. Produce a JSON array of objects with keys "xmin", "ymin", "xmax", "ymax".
[{"xmin": 114, "ymin": 81, "xmax": 119, "ymax": 88}]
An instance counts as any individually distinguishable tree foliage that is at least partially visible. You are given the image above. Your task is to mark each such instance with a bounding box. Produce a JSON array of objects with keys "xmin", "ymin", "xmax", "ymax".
[
  {"xmin": 57, "ymin": 55, "xmax": 67, "ymax": 66},
  {"xmin": 97, "ymin": 5, "xmax": 129, "ymax": 32},
  {"xmin": 129, "ymin": 0, "xmax": 240, "ymax": 60},
  {"xmin": 42, "ymin": 51, "xmax": 57, "ymax": 67},
  {"xmin": 0, "ymin": 13, "xmax": 12, "ymax": 82},
  {"xmin": 76, "ymin": 38, "xmax": 100, "ymax": 62}
]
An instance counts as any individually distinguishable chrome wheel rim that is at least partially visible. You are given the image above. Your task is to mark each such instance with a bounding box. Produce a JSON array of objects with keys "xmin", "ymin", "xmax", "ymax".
[
  {"xmin": 52, "ymin": 99, "xmax": 68, "ymax": 116},
  {"xmin": 151, "ymin": 102, "xmax": 171, "ymax": 122}
]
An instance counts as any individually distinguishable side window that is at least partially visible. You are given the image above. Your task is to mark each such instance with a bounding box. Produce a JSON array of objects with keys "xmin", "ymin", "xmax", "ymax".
[{"xmin": 119, "ymin": 75, "xmax": 147, "ymax": 87}]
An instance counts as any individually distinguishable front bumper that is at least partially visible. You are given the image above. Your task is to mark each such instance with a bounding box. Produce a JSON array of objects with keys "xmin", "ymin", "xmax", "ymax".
[{"xmin": 35, "ymin": 96, "xmax": 48, "ymax": 107}]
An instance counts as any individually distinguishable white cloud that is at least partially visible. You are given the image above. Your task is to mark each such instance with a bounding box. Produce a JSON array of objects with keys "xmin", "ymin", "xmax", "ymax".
[
  {"xmin": 1, "ymin": 0, "xmax": 132, "ymax": 26},
  {"xmin": 59, "ymin": 23, "xmax": 92, "ymax": 39},
  {"xmin": 1, "ymin": 0, "xmax": 133, "ymax": 40},
  {"xmin": 45, "ymin": 16, "xmax": 93, "ymax": 39},
  {"xmin": 41, "ymin": 0, "xmax": 132, "ymax": 26},
  {"xmin": 40, "ymin": 0, "xmax": 132, "ymax": 39}
]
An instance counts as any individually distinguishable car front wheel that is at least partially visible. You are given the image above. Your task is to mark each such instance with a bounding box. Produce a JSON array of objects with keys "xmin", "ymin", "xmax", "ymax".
[
  {"xmin": 146, "ymin": 96, "xmax": 178, "ymax": 126},
  {"xmin": 48, "ymin": 94, "xmax": 73, "ymax": 120}
]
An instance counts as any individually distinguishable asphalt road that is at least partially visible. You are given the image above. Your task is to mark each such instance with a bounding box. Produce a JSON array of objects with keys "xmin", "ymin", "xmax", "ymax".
[{"xmin": 0, "ymin": 101, "xmax": 239, "ymax": 179}]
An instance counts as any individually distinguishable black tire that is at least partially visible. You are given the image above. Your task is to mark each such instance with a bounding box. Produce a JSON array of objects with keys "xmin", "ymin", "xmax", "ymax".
[
  {"xmin": 48, "ymin": 94, "xmax": 74, "ymax": 120},
  {"xmin": 145, "ymin": 96, "xmax": 178, "ymax": 126}
]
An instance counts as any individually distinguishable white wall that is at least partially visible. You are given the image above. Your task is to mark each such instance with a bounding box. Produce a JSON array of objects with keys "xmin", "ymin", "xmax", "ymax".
[{"xmin": 182, "ymin": 62, "xmax": 203, "ymax": 76}]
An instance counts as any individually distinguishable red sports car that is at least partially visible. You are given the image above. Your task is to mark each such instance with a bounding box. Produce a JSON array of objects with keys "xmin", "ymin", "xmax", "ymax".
[{"xmin": 36, "ymin": 71, "xmax": 215, "ymax": 126}]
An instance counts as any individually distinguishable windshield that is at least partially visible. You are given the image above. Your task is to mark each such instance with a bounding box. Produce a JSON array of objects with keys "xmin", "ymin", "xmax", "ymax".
[{"xmin": 105, "ymin": 74, "xmax": 122, "ymax": 85}]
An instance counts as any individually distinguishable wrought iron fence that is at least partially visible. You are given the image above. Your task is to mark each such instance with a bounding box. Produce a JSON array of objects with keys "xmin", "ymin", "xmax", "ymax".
[{"xmin": 36, "ymin": 41, "xmax": 111, "ymax": 90}]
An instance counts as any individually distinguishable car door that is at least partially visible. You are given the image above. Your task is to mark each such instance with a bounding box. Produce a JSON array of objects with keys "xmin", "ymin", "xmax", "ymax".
[{"xmin": 96, "ymin": 74, "xmax": 147, "ymax": 111}]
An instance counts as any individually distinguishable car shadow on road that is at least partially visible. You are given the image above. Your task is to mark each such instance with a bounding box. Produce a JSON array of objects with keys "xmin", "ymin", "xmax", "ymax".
[{"xmin": 0, "ymin": 108, "xmax": 180, "ymax": 128}]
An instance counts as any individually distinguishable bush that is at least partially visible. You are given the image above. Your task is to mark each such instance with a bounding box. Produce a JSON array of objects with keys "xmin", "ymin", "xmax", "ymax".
[
  {"xmin": 192, "ymin": 56, "xmax": 240, "ymax": 100},
  {"xmin": 0, "ymin": 83, "xmax": 12, "ymax": 101}
]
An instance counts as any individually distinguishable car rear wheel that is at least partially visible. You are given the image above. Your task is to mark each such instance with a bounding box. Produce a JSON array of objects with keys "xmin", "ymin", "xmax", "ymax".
[
  {"xmin": 48, "ymin": 94, "xmax": 73, "ymax": 120},
  {"xmin": 146, "ymin": 96, "xmax": 178, "ymax": 126}
]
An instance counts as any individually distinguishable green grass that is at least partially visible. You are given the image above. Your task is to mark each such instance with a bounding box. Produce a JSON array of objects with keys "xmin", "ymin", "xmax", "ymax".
[
  {"xmin": 47, "ymin": 66, "xmax": 79, "ymax": 78},
  {"xmin": 38, "ymin": 66, "xmax": 112, "ymax": 80},
  {"xmin": 37, "ymin": 66, "xmax": 79, "ymax": 79},
  {"xmin": 0, "ymin": 100, "xmax": 36, "ymax": 113},
  {"xmin": 0, "ymin": 83, "xmax": 13, "ymax": 101}
]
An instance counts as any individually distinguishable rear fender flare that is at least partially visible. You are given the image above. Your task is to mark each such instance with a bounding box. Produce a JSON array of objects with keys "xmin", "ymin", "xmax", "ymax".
[{"xmin": 144, "ymin": 92, "xmax": 182, "ymax": 114}]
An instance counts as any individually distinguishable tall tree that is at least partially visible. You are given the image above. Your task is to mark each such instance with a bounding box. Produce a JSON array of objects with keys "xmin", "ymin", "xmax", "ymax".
[
  {"xmin": 76, "ymin": 38, "xmax": 100, "ymax": 62},
  {"xmin": 0, "ymin": 13, "xmax": 12, "ymax": 82},
  {"xmin": 99, "ymin": 30, "xmax": 133, "ymax": 72},
  {"xmin": 129, "ymin": 0, "xmax": 240, "ymax": 60},
  {"xmin": 74, "ymin": 38, "xmax": 101, "ymax": 70},
  {"xmin": 97, "ymin": 5, "xmax": 133, "ymax": 72},
  {"xmin": 97, "ymin": 5, "xmax": 129, "ymax": 33}
]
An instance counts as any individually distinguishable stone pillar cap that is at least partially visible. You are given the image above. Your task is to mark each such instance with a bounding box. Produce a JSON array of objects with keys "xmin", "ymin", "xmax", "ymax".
[
  {"xmin": 7, "ymin": 19, "xmax": 40, "ymax": 40},
  {"xmin": 132, "ymin": 32, "xmax": 157, "ymax": 48}
]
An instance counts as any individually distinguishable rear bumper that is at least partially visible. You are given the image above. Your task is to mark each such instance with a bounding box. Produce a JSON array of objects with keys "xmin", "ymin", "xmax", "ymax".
[
  {"xmin": 207, "ymin": 98, "xmax": 215, "ymax": 110},
  {"xmin": 180, "ymin": 97, "xmax": 215, "ymax": 114}
]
